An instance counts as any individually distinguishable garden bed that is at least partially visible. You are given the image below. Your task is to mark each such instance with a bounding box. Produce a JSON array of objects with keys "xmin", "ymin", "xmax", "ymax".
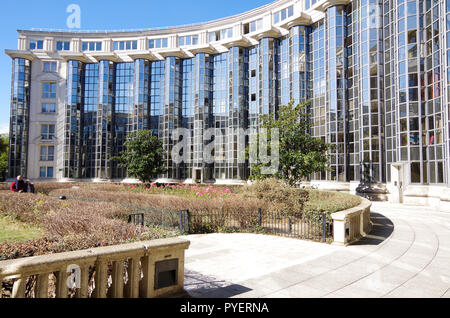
[
  {"xmin": 0, "ymin": 182, "xmax": 361, "ymax": 261},
  {"xmin": 0, "ymin": 191, "xmax": 178, "ymax": 261},
  {"xmin": 0, "ymin": 181, "xmax": 362, "ymax": 298}
]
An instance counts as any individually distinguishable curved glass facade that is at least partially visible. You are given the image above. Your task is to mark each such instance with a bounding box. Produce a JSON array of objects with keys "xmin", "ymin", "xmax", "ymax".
[
  {"xmin": 7, "ymin": 0, "xmax": 450, "ymax": 187},
  {"xmin": 8, "ymin": 58, "xmax": 31, "ymax": 178}
]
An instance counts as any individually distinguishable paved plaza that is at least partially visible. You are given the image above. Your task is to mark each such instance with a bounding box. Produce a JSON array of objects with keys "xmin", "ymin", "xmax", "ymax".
[{"xmin": 182, "ymin": 202, "xmax": 450, "ymax": 298}]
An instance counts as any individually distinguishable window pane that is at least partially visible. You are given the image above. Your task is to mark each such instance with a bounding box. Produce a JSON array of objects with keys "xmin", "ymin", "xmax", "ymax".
[{"xmin": 47, "ymin": 167, "xmax": 54, "ymax": 178}]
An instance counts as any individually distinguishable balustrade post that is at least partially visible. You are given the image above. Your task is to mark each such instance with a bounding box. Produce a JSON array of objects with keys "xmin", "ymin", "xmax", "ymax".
[
  {"xmin": 75, "ymin": 265, "xmax": 90, "ymax": 298},
  {"xmin": 56, "ymin": 270, "xmax": 69, "ymax": 298},
  {"xmin": 36, "ymin": 273, "xmax": 50, "ymax": 298},
  {"xmin": 94, "ymin": 261, "xmax": 108, "ymax": 298},
  {"xmin": 110, "ymin": 260, "xmax": 124, "ymax": 298},
  {"xmin": 140, "ymin": 255, "xmax": 153, "ymax": 298},
  {"xmin": 12, "ymin": 277, "xmax": 26, "ymax": 298},
  {"xmin": 125, "ymin": 257, "xmax": 140, "ymax": 298}
]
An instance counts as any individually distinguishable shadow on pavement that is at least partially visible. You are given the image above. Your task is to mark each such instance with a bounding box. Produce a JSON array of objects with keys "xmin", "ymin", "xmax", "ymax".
[
  {"xmin": 184, "ymin": 270, "xmax": 252, "ymax": 298},
  {"xmin": 350, "ymin": 212, "xmax": 395, "ymax": 246},
  {"xmin": 186, "ymin": 284, "xmax": 252, "ymax": 298}
]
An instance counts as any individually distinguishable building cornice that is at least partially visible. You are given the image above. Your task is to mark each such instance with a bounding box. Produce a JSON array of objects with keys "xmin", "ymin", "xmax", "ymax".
[
  {"xmin": 90, "ymin": 52, "xmax": 121, "ymax": 63},
  {"xmin": 5, "ymin": 50, "xmax": 36, "ymax": 61},
  {"xmin": 127, "ymin": 51, "xmax": 160, "ymax": 61},
  {"xmin": 157, "ymin": 48, "xmax": 193, "ymax": 59},
  {"xmin": 58, "ymin": 52, "xmax": 95, "ymax": 63},
  {"xmin": 8, "ymin": 0, "xmax": 349, "ymax": 60},
  {"xmin": 311, "ymin": 0, "xmax": 351, "ymax": 12},
  {"xmin": 187, "ymin": 45, "xmax": 218, "ymax": 55}
]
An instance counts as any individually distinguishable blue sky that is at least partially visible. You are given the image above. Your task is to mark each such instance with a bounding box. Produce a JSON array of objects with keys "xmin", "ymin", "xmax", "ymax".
[{"xmin": 0, "ymin": 0, "xmax": 271, "ymax": 134}]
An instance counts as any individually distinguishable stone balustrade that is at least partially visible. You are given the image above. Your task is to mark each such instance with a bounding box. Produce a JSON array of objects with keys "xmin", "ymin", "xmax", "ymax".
[
  {"xmin": 331, "ymin": 198, "xmax": 372, "ymax": 246},
  {"xmin": 0, "ymin": 238, "xmax": 190, "ymax": 298}
]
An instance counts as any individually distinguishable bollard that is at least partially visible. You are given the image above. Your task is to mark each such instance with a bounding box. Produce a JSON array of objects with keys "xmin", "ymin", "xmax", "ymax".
[{"xmin": 258, "ymin": 208, "xmax": 262, "ymax": 227}]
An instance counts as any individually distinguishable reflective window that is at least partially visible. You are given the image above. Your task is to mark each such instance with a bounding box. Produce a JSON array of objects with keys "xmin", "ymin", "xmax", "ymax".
[
  {"xmin": 56, "ymin": 41, "xmax": 70, "ymax": 51},
  {"xmin": 43, "ymin": 61, "xmax": 57, "ymax": 72},
  {"xmin": 305, "ymin": 0, "xmax": 319, "ymax": 10},
  {"xmin": 41, "ymin": 124, "xmax": 55, "ymax": 140},
  {"xmin": 81, "ymin": 41, "xmax": 102, "ymax": 51},
  {"xmin": 209, "ymin": 28, "xmax": 233, "ymax": 42},
  {"xmin": 244, "ymin": 18, "xmax": 263, "ymax": 34},
  {"xmin": 179, "ymin": 35, "xmax": 198, "ymax": 46},
  {"xmin": 42, "ymin": 82, "xmax": 57, "ymax": 99},
  {"xmin": 149, "ymin": 38, "xmax": 168, "ymax": 49},
  {"xmin": 40, "ymin": 146, "xmax": 54, "ymax": 161},
  {"xmin": 273, "ymin": 5, "xmax": 294, "ymax": 24},
  {"xmin": 113, "ymin": 40, "xmax": 138, "ymax": 51},
  {"xmin": 42, "ymin": 103, "xmax": 56, "ymax": 113},
  {"xmin": 40, "ymin": 166, "xmax": 54, "ymax": 178},
  {"xmin": 29, "ymin": 40, "xmax": 44, "ymax": 50}
]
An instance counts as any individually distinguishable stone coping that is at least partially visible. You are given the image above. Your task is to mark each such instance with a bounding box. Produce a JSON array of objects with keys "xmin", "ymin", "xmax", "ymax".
[
  {"xmin": 330, "ymin": 198, "xmax": 372, "ymax": 246},
  {"xmin": 331, "ymin": 198, "xmax": 372, "ymax": 222},
  {"xmin": 0, "ymin": 238, "xmax": 190, "ymax": 278}
]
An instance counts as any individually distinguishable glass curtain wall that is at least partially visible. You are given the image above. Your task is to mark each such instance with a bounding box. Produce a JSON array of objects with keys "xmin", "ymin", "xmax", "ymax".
[
  {"xmin": 290, "ymin": 26, "xmax": 310, "ymax": 105},
  {"xmin": 326, "ymin": 5, "xmax": 348, "ymax": 182},
  {"xmin": 163, "ymin": 57, "xmax": 182, "ymax": 179},
  {"xmin": 309, "ymin": 20, "xmax": 327, "ymax": 180},
  {"xmin": 54, "ymin": 0, "xmax": 450, "ymax": 185},
  {"xmin": 347, "ymin": 2, "xmax": 361, "ymax": 182},
  {"xmin": 96, "ymin": 60, "xmax": 115, "ymax": 179},
  {"xmin": 181, "ymin": 58, "xmax": 195, "ymax": 179},
  {"xmin": 383, "ymin": 0, "xmax": 396, "ymax": 182},
  {"xmin": 356, "ymin": 0, "xmax": 385, "ymax": 183},
  {"xmin": 260, "ymin": 38, "xmax": 279, "ymax": 118},
  {"xmin": 228, "ymin": 47, "xmax": 249, "ymax": 180},
  {"xmin": 446, "ymin": 0, "xmax": 450, "ymax": 184},
  {"xmin": 150, "ymin": 60, "xmax": 165, "ymax": 139},
  {"xmin": 113, "ymin": 62, "xmax": 134, "ymax": 179},
  {"xmin": 9, "ymin": 58, "xmax": 31, "ymax": 178},
  {"xmin": 82, "ymin": 63, "xmax": 98, "ymax": 178},
  {"xmin": 64, "ymin": 60, "xmax": 83, "ymax": 179},
  {"xmin": 132, "ymin": 59, "xmax": 151, "ymax": 133},
  {"xmin": 193, "ymin": 53, "xmax": 214, "ymax": 180},
  {"xmin": 278, "ymin": 36, "xmax": 290, "ymax": 107},
  {"xmin": 212, "ymin": 52, "xmax": 229, "ymax": 180},
  {"xmin": 418, "ymin": 0, "xmax": 445, "ymax": 184}
]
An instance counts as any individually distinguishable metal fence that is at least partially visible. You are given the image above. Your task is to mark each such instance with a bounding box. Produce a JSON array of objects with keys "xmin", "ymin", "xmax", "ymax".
[{"xmin": 133, "ymin": 208, "xmax": 333, "ymax": 243}]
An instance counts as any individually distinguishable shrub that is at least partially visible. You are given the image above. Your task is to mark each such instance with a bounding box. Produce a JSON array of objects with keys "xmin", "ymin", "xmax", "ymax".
[
  {"xmin": 33, "ymin": 183, "xmax": 76, "ymax": 195},
  {"xmin": 0, "ymin": 193, "xmax": 63, "ymax": 224},
  {"xmin": 240, "ymin": 178, "xmax": 310, "ymax": 216},
  {"xmin": 302, "ymin": 190, "xmax": 361, "ymax": 223},
  {"xmin": 50, "ymin": 188, "xmax": 263, "ymax": 215}
]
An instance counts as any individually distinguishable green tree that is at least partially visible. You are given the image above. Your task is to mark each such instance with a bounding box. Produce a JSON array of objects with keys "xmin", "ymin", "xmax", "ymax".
[
  {"xmin": 0, "ymin": 135, "xmax": 8, "ymax": 181},
  {"xmin": 116, "ymin": 130, "xmax": 166, "ymax": 183},
  {"xmin": 248, "ymin": 101, "xmax": 329, "ymax": 186}
]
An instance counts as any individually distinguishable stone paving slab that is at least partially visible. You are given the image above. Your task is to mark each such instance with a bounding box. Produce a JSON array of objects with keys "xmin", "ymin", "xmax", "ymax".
[{"xmin": 182, "ymin": 202, "xmax": 450, "ymax": 298}]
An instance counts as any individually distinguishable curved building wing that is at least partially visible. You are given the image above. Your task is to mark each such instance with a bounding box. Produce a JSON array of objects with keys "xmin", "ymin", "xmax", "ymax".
[{"xmin": 5, "ymin": 0, "xmax": 450, "ymax": 201}]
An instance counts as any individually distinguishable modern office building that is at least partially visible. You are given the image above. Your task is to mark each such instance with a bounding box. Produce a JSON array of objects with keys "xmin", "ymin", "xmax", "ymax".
[{"xmin": 5, "ymin": 0, "xmax": 450, "ymax": 204}]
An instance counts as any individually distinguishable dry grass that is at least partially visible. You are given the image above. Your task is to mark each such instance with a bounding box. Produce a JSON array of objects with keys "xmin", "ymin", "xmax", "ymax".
[
  {"xmin": 50, "ymin": 188, "xmax": 264, "ymax": 214},
  {"xmin": 0, "ymin": 192, "xmax": 178, "ymax": 261}
]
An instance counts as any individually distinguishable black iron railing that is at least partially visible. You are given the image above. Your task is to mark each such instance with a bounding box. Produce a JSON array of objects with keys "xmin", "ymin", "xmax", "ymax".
[{"xmin": 136, "ymin": 208, "xmax": 333, "ymax": 243}]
